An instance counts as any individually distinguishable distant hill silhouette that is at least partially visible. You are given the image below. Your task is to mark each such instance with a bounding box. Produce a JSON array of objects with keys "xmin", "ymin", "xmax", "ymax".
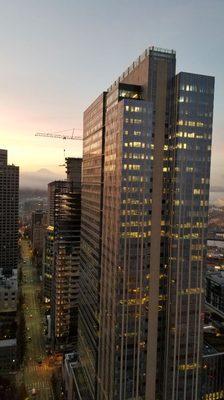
[{"xmin": 20, "ymin": 168, "xmax": 64, "ymax": 190}]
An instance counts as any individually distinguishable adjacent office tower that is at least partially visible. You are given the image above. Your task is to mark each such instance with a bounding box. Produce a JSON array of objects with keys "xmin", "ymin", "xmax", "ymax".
[
  {"xmin": 49, "ymin": 158, "xmax": 82, "ymax": 350},
  {"xmin": 31, "ymin": 210, "xmax": 47, "ymax": 269},
  {"xmin": 0, "ymin": 149, "xmax": 19, "ymax": 277},
  {"xmin": 74, "ymin": 47, "xmax": 214, "ymax": 400}
]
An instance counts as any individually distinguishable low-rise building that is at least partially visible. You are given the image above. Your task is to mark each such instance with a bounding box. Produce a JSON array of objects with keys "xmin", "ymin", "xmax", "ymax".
[
  {"xmin": 206, "ymin": 270, "xmax": 224, "ymax": 317},
  {"xmin": 202, "ymin": 338, "xmax": 224, "ymax": 399},
  {"xmin": 0, "ymin": 339, "xmax": 17, "ymax": 373},
  {"xmin": 0, "ymin": 269, "xmax": 18, "ymax": 373},
  {"xmin": 0, "ymin": 269, "xmax": 18, "ymax": 312}
]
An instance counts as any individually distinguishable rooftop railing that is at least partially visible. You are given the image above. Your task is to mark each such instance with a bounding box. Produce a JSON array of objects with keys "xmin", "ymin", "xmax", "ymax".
[{"xmin": 108, "ymin": 46, "xmax": 176, "ymax": 92}]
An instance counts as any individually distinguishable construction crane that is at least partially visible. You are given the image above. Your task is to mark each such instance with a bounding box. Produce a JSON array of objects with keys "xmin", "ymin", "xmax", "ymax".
[
  {"xmin": 35, "ymin": 128, "xmax": 83, "ymax": 166},
  {"xmin": 35, "ymin": 128, "xmax": 83, "ymax": 141}
]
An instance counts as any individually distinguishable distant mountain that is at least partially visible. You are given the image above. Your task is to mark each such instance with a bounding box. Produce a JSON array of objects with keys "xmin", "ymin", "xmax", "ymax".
[
  {"xmin": 20, "ymin": 168, "xmax": 64, "ymax": 189},
  {"xmin": 36, "ymin": 168, "xmax": 54, "ymax": 174}
]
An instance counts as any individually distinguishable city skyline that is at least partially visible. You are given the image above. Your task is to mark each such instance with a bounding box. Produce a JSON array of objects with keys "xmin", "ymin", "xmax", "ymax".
[
  {"xmin": 1, "ymin": 2, "xmax": 223, "ymax": 398},
  {"xmin": 0, "ymin": 0, "xmax": 223, "ymax": 199}
]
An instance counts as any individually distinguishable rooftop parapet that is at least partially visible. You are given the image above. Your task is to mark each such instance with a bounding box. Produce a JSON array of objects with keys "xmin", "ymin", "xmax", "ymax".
[{"xmin": 108, "ymin": 46, "xmax": 176, "ymax": 92}]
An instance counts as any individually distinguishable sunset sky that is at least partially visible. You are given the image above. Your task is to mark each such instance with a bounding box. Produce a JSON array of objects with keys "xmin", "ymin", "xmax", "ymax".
[{"xmin": 0, "ymin": 0, "xmax": 223, "ymax": 191}]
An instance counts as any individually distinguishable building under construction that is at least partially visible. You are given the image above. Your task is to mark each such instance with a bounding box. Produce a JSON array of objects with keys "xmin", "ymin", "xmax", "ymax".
[{"xmin": 43, "ymin": 158, "xmax": 82, "ymax": 351}]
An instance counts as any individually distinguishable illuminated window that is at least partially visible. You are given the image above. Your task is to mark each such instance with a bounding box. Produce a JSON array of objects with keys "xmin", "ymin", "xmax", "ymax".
[
  {"xmin": 129, "ymin": 118, "xmax": 142, "ymax": 124},
  {"xmin": 179, "ymin": 363, "xmax": 198, "ymax": 371},
  {"xmin": 133, "ymin": 142, "xmax": 141, "ymax": 147},
  {"xmin": 130, "ymin": 106, "xmax": 142, "ymax": 112},
  {"xmin": 193, "ymin": 189, "xmax": 200, "ymax": 195},
  {"xmin": 177, "ymin": 143, "xmax": 187, "ymax": 149}
]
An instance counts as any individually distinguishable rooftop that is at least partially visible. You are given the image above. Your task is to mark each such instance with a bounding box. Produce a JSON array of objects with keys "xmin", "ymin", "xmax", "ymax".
[
  {"xmin": 204, "ymin": 333, "xmax": 224, "ymax": 356},
  {"xmin": 0, "ymin": 338, "xmax": 17, "ymax": 347},
  {"xmin": 207, "ymin": 270, "xmax": 224, "ymax": 286},
  {"xmin": 108, "ymin": 46, "xmax": 176, "ymax": 92},
  {"xmin": 0, "ymin": 269, "xmax": 18, "ymax": 290}
]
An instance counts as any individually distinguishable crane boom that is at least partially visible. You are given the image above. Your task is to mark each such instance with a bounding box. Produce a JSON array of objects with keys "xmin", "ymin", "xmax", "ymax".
[{"xmin": 35, "ymin": 132, "xmax": 82, "ymax": 140}]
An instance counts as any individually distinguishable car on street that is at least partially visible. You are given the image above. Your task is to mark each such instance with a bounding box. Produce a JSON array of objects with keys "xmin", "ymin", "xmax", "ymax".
[{"xmin": 28, "ymin": 336, "xmax": 31, "ymax": 341}]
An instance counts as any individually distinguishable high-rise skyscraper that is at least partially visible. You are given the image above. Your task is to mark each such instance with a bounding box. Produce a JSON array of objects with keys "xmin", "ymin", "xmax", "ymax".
[
  {"xmin": 74, "ymin": 47, "xmax": 214, "ymax": 400},
  {"xmin": 0, "ymin": 149, "xmax": 19, "ymax": 372},
  {"xmin": 0, "ymin": 149, "xmax": 19, "ymax": 277},
  {"xmin": 45, "ymin": 158, "xmax": 82, "ymax": 350}
]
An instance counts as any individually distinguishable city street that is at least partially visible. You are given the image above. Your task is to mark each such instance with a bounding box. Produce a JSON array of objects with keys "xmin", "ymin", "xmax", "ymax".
[{"xmin": 16, "ymin": 239, "xmax": 55, "ymax": 399}]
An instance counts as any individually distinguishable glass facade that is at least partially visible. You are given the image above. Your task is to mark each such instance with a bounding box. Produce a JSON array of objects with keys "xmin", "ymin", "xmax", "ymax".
[
  {"xmin": 75, "ymin": 48, "xmax": 214, "ymax": 400},
  {"xmin": 78, "ymin": 93, "xmax": 107, "ymax": 399},
  {"xmin": 164, "ymin": 73, "xmax": 214, "ymax": 400},
  {"xmin": 98, "ymin": 97, "xmax": 153, "ymax": 399}
]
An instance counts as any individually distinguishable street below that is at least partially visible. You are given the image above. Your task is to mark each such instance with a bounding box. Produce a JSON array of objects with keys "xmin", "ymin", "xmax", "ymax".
[{"xmin": 16, "ymin": 239, "xmax": 55, "ymax": 399}]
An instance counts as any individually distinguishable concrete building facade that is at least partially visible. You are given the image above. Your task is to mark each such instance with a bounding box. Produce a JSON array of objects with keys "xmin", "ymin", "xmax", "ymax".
[{"xmin": 0, "ymin": 149, "xmax": 19, "ymax": 277}]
